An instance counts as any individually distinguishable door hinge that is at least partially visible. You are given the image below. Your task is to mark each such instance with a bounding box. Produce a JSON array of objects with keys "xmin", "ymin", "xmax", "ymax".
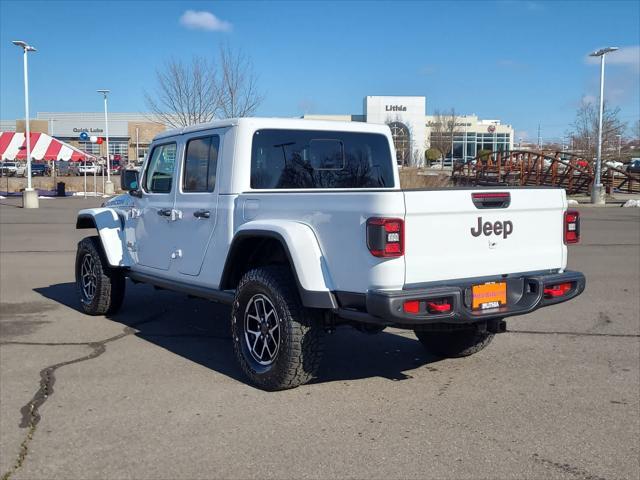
[{"xmin": 126, "ymin": 241, "xmax": 137, "ymax": 252}]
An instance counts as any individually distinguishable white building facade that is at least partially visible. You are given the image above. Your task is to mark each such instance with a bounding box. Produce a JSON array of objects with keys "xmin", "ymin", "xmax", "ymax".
[{"xmin": 304, "ymin": 95, "xmax": 514, "ymax": 166}]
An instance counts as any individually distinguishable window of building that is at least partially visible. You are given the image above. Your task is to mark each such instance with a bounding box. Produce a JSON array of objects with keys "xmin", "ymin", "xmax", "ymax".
[
  {"xmin": 387, "ymin": 122, "xmax": 411, "ymax": 165},
  {"xmin": 108, "ymin": 140, "xmax": 129, "ymax": 160},
  {"xmin": 250, "ymin": 129, "xmax": 395, "ymax": 189},
  {"xmin": 183, "ymin": 136, "xmax": 219, "ymax": 192},
  {"xmin": 80, "ymin": 142, "xmax": 101, "ymax": 155},
  {"xmin": 144, "ymin": 142, "xmax": 176, "ymax": 193}
]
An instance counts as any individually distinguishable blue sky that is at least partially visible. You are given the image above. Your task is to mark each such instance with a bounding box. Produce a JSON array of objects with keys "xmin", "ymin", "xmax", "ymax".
[{"xmin": 1, "ymin": 0, "xmax": 638, "ymax": 141}]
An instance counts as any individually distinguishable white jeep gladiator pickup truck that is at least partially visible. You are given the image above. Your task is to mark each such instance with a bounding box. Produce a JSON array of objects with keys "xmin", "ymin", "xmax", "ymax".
[{"xmin": 75, "ymin": 118, "xmax": 585, "ymax": 390}]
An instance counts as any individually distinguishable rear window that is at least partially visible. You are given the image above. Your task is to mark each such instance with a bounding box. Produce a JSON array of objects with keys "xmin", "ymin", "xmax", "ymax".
[{"xmin": 250, "ymin": 129, "xmax": 395, "ymax": 189}]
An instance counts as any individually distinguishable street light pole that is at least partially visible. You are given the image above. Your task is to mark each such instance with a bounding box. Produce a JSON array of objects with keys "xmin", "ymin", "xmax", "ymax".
[
  {"xmin": 616, "ymin": 134, "xmax": 622, "ymax": 160},
  {"xmin": 97, "ymin": 89, "xmax": 114, "ymax": 194},
  {"xmin": 12, "ymin": 40, "xmax": 38, "ymax": 209},
  {"xmin": 49, "ymin": 118, "xmax": 56, "ymax": 179},
  {"xmin": 135, "ymin": 125, "xmax": 139, "ymax": 165},
  {"xmin": 589, "ymin": 46, "xmax": 618, "ymax": 204}
]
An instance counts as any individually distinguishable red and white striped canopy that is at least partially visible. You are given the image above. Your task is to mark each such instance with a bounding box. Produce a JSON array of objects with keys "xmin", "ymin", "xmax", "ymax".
[{"xmin": 0, "ymin": 132, "xmax": 97, "ymax": 162}]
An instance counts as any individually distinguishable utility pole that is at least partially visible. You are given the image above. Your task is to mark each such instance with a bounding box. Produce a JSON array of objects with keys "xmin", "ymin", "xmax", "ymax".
[
  {"xmin": 13, "ymin": 40, "xmax": 38, "ymax": 209},
  {"xmin": 97, "ymin": 90, "xmax": 114, "ymax": 195},
  {"xmin": 537, "ymin": 123, "xmax": 541, "ymax": 150},
  {"xmin": 589, "ymin": 46, "xmax": 618, "ymax": 204}
]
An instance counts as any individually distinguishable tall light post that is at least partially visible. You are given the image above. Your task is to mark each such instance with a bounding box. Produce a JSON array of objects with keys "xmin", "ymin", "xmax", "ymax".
[
  {"xmin": 616, "ymin": 134, "xmax": 622, "ymax": 160},
  {"xmin": 135, "ymin": 124, "xmax": 140, "ymax": 165},
  {"xmin": 48, "ymin": 118, "xmax": 57, "ymax": 179},
  {"xmin": 589, "ymin": 46, "xmax": 618, "ymax": 204},
  {"xmin": 97, "ymin": 89, "xmax": 114, "ymax": 194},
  {"xmin": 12, "ymin": 40, "xmax": 38, "ymax": 208}
]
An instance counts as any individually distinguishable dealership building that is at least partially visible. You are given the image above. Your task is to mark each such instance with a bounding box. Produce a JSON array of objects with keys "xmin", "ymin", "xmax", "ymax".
[
  {"xmin": 1, "ymin": 96, "xmax": 514, "ymax": 166},
  {"xmin": 304, "ymin": 96, "xmax": 514, "ymax": 165},
  {"xmin": 1, "ymin": 112, "xmax": 166, "ymax": 164}
]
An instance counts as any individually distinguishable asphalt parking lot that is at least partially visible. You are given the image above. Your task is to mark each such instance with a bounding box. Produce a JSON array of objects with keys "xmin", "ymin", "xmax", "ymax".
[{"xmin": 0, "ymin": 197, "xmax": 638, "ymax": 480}]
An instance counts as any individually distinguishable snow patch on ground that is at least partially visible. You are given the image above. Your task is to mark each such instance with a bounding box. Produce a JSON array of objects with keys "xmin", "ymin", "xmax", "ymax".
[
  {"xmin": 72, "ymin": 192, "xmax": 107, "ymax": 197},
  {"xmin": 622, "ymin": 199, "xmax": 640, "ymax": 207},
  {"xmin": 567, "ymin": 199, "xmax": 579, "ymax": 205},
  {"xmin": 0, "ymin": 195, "xmax": 6, "ymax": 199}
]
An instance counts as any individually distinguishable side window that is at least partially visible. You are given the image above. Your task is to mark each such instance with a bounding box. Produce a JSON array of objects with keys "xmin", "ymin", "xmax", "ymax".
[
  {"xmin": 183, "ymin": 135, "xmax": 220, "ymax": 192},
  {"xmin": 144, "ymin": 143, "xmax": 177, "ymax": 193}
]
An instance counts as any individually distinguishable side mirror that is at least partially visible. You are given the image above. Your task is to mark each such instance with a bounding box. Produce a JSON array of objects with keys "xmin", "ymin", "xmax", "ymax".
[{"xmin": 121, "ymin": 169, "xmax": 139, "ymax": 192}]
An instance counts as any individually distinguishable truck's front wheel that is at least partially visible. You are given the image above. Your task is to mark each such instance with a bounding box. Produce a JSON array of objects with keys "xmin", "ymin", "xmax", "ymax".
[
  {"xmin": 75, "ymin": 236, "xmax": 125, "ymax": 316},
  {"xmin": 414, "ymin": 327, "xmax": 494, "ymax": 358},
  {"xmin": 231, "ymin": 266, "xmax": 323, "ymax": 390}
]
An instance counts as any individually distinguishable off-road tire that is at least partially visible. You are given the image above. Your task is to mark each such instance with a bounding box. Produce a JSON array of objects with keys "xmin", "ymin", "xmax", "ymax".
[
  {"xmin": 414, "ymin": 328, "xmax": 494, "ymax": 358},
  {"xmin": 231, "ymin": 266, "xmax": 324, "ymax": 391},
  {"xmin": 75, "ymin": 236, "xmax": 125, "ymax": 315}
]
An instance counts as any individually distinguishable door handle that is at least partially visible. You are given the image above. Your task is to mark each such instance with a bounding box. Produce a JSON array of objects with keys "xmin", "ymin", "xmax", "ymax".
[
  {"xmin": 157, "ymin": 208, "xmax": 172, "ymax": 217},
  {"xmin": 193, "ymin": 210, "xmax": 210, "ymax": 219}
]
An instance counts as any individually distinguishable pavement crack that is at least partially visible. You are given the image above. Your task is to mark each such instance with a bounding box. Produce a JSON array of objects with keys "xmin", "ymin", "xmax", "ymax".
[
  {"xmin": 0, "ymin": 309, "xmax": 170, "ymax": 480},
  {"xmin": 531, "ymin": 454, "xmax": 609, "ymax": 480}
]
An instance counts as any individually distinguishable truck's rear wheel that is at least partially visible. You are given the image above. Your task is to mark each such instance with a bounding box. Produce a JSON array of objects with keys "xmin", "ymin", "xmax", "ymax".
[
  {"xmin": 414, "ymin": 327, "xmax": 494, "ymax": 358},
  {"xmin": 231, "ymin": 266, "xmax": 323, "ymax": 390},
  {"xmin": 75, "ymin": 236, "xmax": 125, "ymax": 315}
]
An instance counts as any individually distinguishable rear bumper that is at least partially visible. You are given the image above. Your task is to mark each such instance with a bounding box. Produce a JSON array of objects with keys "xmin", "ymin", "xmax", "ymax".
[{"xmin": 336, "ymin": 270, "xmax": 585, "ymax": 327}]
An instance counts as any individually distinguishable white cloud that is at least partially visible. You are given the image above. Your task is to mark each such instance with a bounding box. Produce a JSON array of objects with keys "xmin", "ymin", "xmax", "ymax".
[
  {"xmin": 179, "ymin": 10, "xmax": 232, "ymax": 32},
  {"xmin": 585, "ymin": 45, "xmax": 640, "ymax": 71}
]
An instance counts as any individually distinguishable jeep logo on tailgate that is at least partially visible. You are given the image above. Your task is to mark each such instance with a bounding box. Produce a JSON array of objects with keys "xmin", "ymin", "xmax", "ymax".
[{"xmin": 471, "ymin": 217, "xmax": 513, "ymax": 239}]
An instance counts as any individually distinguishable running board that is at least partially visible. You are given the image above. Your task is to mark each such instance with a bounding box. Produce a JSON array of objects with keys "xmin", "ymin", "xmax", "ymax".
[{"xmin": 127, "ymin": 271, "xmax": 235, "ymax": 304}]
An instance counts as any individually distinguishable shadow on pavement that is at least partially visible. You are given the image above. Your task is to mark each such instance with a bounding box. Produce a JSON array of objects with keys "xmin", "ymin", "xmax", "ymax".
[{"xmin": 35, "ymin": 281, "xmax": 441, "ymax": 386}]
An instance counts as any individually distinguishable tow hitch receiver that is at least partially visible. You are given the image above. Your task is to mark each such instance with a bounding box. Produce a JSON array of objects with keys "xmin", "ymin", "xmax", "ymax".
[{"xmin": 486, "ymin": 318, "xmax": 507, "ymax": 333}]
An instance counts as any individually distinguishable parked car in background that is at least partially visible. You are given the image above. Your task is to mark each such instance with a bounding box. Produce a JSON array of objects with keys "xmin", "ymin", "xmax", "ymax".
[
  {"xmin": 54, "ymin": 161, "xmax": 74, "ymax": 176},
  {"xmin": 77, "ymin": 162, "xmax": 100, "ymax": 175},
  {"xmin": 1, "ymin": 161, "xmax": 26, "ymax": 177},
  {"xmin": 109, "ymin": 160, "xmax": 122, "ymax": 175},
  {"xmin": 31, "ymin": 163, "xmax": 48, "ymax": 176},
  {"xmin": 626, "ymin": 159, "xmax": 640, "ymax": 174},
  {"xmin": 576, "ymin": 159, "xmax": 590, "ymax": 168}
]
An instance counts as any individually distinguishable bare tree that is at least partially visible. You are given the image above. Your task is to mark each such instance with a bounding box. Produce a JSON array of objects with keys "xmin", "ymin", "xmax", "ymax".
[
  {"xmin": 428, "ymin": 108, "xmax": 459, "ymax": 167},
  {"xmin": 218, "ymin": 44, "xmax": 264, "ymax": 118},
  {"xmin": 567, "ymin": 97, "xmax": 626, "ymax": 161},
  {"xmin": 145, "ymin": 46, "xmax": 264, "ymax": 127},
  {"xmin": 145, "ymin": 57, "xmax": 219, "ymax": 128}
]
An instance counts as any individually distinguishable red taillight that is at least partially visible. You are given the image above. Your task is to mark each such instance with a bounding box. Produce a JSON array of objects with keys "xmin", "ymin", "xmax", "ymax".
[
  {"xmin": 564, "ymin": 210, "xmax": 580, "ymax": 244},
  {"xmin": 367, "ymin": 218, "xmax": 404, "ymax": 257},
  {"xmin": 472, "ymin": 192, "xmax": 511, "ymax": 209},
  {"xmin": 403, "ymin": 300, "xmax": 420, "ymax": 314},
  {"xmin": 544, "ymin": 282, "xmax": 573, "ymax": 298},
  {"xmin": 427, "ymin": 302, "xmax": 452, "ymax": 313},
  {"xmin": 403, "ymin": 299, "xmax": 452, "ymax": 315}
]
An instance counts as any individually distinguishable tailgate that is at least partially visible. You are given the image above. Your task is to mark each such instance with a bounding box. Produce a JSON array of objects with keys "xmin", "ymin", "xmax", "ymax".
[{"xmin": 403, "ymin": 188, "xmax": 567, "ymax": 285}]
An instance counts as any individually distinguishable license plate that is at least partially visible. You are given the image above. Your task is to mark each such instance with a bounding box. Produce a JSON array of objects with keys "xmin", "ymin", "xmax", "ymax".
[{"xmin": 472, "ymin": 282, "xmax": 507, "ymax": 310}]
